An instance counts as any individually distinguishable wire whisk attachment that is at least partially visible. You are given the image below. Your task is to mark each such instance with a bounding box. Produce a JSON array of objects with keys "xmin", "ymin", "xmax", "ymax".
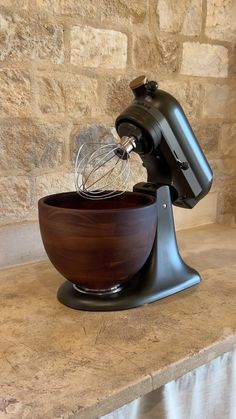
[{"xmin": 74, "ymin": 136, "xmax": 136, "ymax": 200}]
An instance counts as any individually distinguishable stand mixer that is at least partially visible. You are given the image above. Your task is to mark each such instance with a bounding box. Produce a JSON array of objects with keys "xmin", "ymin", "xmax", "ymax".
[{"xmin": 40, "ymin": 75, "xmax": 213, "ymax": 311}]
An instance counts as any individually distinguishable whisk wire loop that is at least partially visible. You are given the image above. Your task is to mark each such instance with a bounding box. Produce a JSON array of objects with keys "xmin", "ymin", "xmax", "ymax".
[{"xmin": 74, "ymin": 141, "xmax": 133, "ymax": 200}]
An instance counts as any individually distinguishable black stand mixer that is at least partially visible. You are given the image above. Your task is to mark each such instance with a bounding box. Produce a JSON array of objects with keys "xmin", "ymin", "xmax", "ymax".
[{"xmin": 57, "ymin": 75, "xmax": 213, "ymax": 311}]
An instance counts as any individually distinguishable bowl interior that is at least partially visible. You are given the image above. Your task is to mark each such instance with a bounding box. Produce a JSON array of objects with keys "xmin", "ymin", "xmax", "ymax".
[{"xmin": 42, "ymin": 192, "xmax": 155, "ymax": 211}]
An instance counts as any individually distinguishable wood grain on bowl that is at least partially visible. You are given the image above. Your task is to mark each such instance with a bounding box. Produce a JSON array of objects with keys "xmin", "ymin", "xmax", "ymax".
[{"xmin": 38, "ymin": 192, "xmax": 157, "ymax": 291}]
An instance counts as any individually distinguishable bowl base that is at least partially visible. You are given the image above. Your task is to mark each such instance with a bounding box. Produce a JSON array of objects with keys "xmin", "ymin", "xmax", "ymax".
[{"xmin": 73, "ymin": 283, "xmax": 122, "ymax": 296}]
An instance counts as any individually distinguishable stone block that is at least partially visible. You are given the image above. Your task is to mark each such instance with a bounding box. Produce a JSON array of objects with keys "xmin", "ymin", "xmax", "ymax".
[
  {"xmin": 0, "ymin": 222, "xmax": 46, "ymax": 268},
  {"xmin": 220, "ymin": 123, "xmax": 236, "ymax": 156},
  {"xmin": 103, "ymin": 76, "xmax": 134, "ymax": 117},
  {"xmin": 99, "ymin": 0, "xmax": 147, "ymax": 23},
  {"xmin": 37, "ymin": 73, "xmax": 99, "ymax": 116},
  {"xmin": 134, "ymin": 35, "xmax": 179, "ymax": 73},
  {"xmin": 174, "ymin": 192, "xmax": 217, "ymax": 230},
  {"xmin": 192, "ymin": 121, "xmax": 220, "ymax": 157},
  {"xmin": 36, "ymin": 0, "xmax": 147, "ymax": 23},
  {"xmin": 71, "ymin": 26, "xmax": 127, "ymax": 68},
  {"xmin": 206, "ymin": 0, "xmax": 236, "ymax": 42},
  {"xmin": 0, "ymin": 70, "xmax": 31, "ymax": 117},
  {"xmin": 217, "ymin": 191, "xmax": 236, "ymax": 226},
  {"xmin": 36, "ymin": 172, "xmax": 74, "ymax": 200},
  {"xmin": 181, "ymin": 42, "xmax": 228, "ymax": 77},
  {"xmin": 202, "ymin": 84, "xmax": 236, "ymax": 118},
  {"xmin": 159, "ymin": 80, "xmax": 201, "ymax": 118},
  {"xmin": 229, "ymin": 44, "xmax": 236, "ymax": 76},
  {"xmin": 211, "ymin": 175, "xmax": 235, "ymax": 194},
  {"xmin": 157, "ymin": 0, "xmax": 202, "ymax": 36},
  {"xmin": 0, "ymin": 13, "xmax": 64, "ymax": 63},
  {"xmin": 0, "ymin": 121, "xmax": 68, "ymax": 172},
  {"xmin": 209, "ymin": 158, "xmax": 236, "ymax": 180},
  {"xmin": 0, "ymin": 0, "xmax": 28, "ymax": 7},
  {"xmin": 0, "ymin": 176, "xmax": 32, "ymax": 225}
]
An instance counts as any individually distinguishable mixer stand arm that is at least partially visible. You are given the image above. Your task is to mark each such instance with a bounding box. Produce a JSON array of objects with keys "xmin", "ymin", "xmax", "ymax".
[{"xmin": 131, "ymin": 184, "xmax": 201, "ymax": 300}]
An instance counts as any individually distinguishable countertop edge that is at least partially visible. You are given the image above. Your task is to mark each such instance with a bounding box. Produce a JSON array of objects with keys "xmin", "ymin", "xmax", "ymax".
[{"xmin": 68, "ymin": 334, "xmax": 236, "ymax": 419}]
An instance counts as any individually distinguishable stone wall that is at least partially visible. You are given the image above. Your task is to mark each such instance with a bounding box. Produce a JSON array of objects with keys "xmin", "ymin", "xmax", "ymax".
[{"xmin": 0, "ymin": 0, "xmax": 235, "ymax": 260}]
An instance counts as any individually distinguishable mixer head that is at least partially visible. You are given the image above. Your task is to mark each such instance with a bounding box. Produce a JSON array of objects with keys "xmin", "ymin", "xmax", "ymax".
[
  {"xmin": 115, "ymin": 75, "xmax": 213, "ymax": 209},
  {"xmin": 75, "ymin": 75, "xmax": 213, "ymax": 207}
]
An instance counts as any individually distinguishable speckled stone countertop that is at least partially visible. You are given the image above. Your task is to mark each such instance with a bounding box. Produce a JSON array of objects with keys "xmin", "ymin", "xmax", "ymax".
[{"xmin": 0, "ymin": 224, "xmax": 236, "ymax": 419}]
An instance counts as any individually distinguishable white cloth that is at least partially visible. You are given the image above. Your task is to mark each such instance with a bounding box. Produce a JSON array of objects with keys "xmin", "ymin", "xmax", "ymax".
[{"xmin": 101, "ymin": 349, "xmax": 236, "ymax": 419}]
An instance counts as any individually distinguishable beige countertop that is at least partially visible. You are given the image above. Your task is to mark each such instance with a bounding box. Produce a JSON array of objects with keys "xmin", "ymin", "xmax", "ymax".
[{"xmin": 0, "ymin": 224, "xmax": 236, "ymax": 419}]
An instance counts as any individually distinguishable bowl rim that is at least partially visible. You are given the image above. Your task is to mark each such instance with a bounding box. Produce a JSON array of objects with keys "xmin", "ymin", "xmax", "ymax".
[{"xmin": 38, "ymin": 191, "xmax": 157, "ymax": 213}]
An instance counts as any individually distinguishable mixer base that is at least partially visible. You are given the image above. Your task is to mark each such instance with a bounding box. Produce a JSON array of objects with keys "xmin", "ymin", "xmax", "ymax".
[
  {"xmin": 57, "ymin": 274, "xmax": 200, "ymax": 311},
  {"xmin": 57, "ymin": 185, "xmax": 201, "ymax": 311}
]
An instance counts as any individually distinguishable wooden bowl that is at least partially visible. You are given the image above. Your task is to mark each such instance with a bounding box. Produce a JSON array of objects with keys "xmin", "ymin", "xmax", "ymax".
[{"xmin": 38, "ymin": 192, "xmax": 157, "ymax": 293}]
